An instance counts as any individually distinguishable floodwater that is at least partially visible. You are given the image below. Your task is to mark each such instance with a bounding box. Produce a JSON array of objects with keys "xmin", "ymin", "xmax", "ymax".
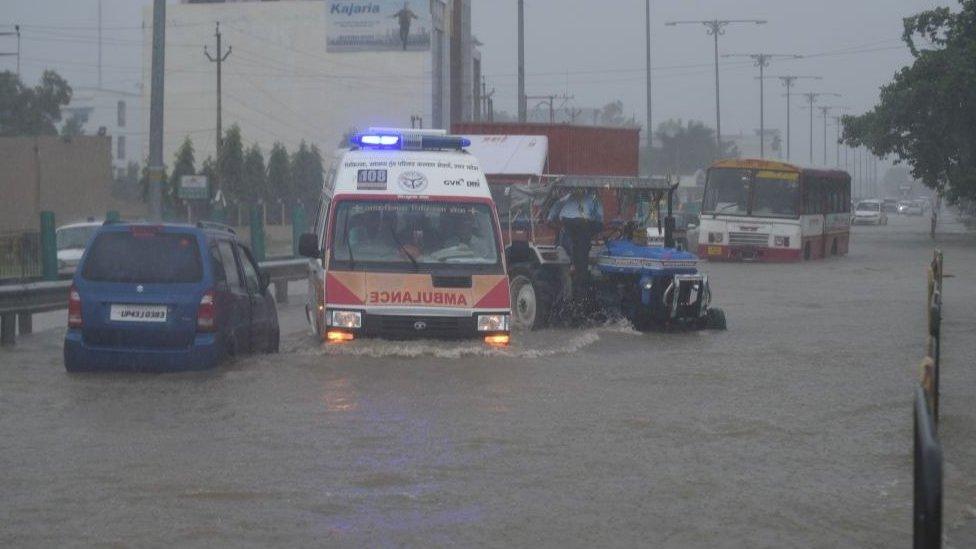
[{"xmin": 2, "ymin": 214, "xmax": 974, "ymax": 547}]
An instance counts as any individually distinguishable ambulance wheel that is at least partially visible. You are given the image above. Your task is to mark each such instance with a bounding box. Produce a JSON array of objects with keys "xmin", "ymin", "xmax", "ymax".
[
  {"xmin": 703, "ymin": 307, "xmax": 727, "ymax": 330},
  {"xmin": 509, "ymin": 265, "xmax": 555, "ymax": 330}
]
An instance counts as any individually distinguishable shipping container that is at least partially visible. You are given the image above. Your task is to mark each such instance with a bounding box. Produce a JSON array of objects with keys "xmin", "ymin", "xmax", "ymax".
[{"xmin": 452, "ymin": 122, "xmax": 640, "ymax": 177}]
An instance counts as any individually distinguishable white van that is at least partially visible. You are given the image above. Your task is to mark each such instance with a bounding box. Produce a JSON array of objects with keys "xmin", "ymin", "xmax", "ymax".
[{"xmin": 299, "ymin": 129, "xmax": 511, "ymax": 345}]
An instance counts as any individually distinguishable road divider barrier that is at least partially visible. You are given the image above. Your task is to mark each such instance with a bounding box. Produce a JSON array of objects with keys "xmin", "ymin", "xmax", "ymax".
[{"xmin": 914, "ymin": 249, "xmax": 943, "ymax": 548}]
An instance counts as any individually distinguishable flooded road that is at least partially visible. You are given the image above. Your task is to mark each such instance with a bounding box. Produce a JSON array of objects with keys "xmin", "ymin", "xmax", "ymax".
[{"xmin": 2, "ymin": 214, "xmax": 974, "ymax": 547}]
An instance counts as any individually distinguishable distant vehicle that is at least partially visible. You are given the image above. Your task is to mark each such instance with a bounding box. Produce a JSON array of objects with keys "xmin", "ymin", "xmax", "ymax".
[
  {"xmin": 698, "ymin": 159, "xmax": 851, "ymax": 261},
  {"xmin": 56, "ymin": 221, "xmax": 101, "ymax": 274},
  {"xmin": 852, "ymin": 200, "xmax": 888, "ymax": 225},
  {"xmin": 898, "ymin": 200, "xmax": 924, "ymax": 216},
  {"xmin": 64, "ymin": 222, "xmax": 279, "ymax": 372},
  {"xmin": 300, "ymin": 129, "xmax": 511, "ymax": 345},
  {"xmin": 882, "ymin": 198, "xmax": 900, "ymax": 213}
]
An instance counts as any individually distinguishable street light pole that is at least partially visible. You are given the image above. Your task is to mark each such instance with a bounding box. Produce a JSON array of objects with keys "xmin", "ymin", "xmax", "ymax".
[
  {"xmin": 666, "ymin": 18, "xmax": 766, "ymax": 156},
  {"xmin": 817, "ymin": 106, "xmax": 848, "ymax": 165},
  {"xmin": 148, "ymin": 0, "xmax": 166, "ymax": 221},
  {"xmin": 799, "ymin": 92, "xmax": 841, "ymax": 164},
  {"xmin": 726, "ymin": 53, "xmax": 802, "ymax": 159},
  {"xmin": 645, "ymin": 0, "xmax": 652, "ymax": 174},
  {"xmin": 769, "ymin": 75, "xmax": 820, "ymax": 161},
  {"xmin": 517, "ymin": 0, "xmax": 526, "ymax": 123}
]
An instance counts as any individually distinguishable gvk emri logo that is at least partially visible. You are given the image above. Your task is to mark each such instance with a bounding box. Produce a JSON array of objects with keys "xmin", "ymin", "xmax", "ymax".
[{"xmin": 398, "ymin": 171, "xmax": 428, "ymax": 193}]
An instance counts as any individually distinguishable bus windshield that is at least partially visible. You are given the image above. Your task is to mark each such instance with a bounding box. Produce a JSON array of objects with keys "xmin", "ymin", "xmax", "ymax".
[
  {"xmin": 703, "ymin": 168, "xmax": 800, "ymax": 219},
  {"xmin": 752, "ymin": 171, "xmax": 799, "ymax": 217},
  {"xmin": 331, "ymin": 200, "xmax": 500, "ymax": 271}
]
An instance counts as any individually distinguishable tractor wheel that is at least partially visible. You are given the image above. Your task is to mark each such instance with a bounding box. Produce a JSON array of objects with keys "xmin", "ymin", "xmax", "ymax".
[
  {"xmin": 703, "ymin": 307, "xmax": 727, "ymax": 330},
  {"xmin": 509, "ymin": 265, "xmax": 556, "ymax": 330}
]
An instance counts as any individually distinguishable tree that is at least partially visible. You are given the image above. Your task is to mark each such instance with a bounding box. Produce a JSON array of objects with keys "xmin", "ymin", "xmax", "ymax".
[
  {"xmin": 60, "ymin": 113, "xmax": 86, "ymax": 138},
  {"xmin": 218, "ymin": 124, "xmax": 245, "ymax": 203},
  {"xmin": 598, "ymin": 100, "xmax": 638, "ymax": 127},
  {"xmin": 0, "ymin": 70, "xmax": 73, "ymax": 136},
  {"xmin": 291, "ymin": 140, "xmax": 324, "ymax": 210},
  {"xmin": 266, "ymin": 142, "xmax": 292, "ymax": 204},
  {"xmin": 650, "ymin": 119, "xmax": 721, "ymax": 175},
  {"xmin": 241, "ymin": 144, "xmax": 267, "ymax": 205},
  {"xmin": 841, "ymin": 0, "xmax": 976, "ymax": 203},
  {"xmin": 169, "ymin": 137, "xmax": 196, "ymax": 192}
]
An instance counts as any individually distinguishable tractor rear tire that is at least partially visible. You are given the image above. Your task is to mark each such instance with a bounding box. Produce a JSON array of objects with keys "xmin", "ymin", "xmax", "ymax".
[{"xmin": 704, "ymin": 307, "xmax": 727, "ymax": 330}]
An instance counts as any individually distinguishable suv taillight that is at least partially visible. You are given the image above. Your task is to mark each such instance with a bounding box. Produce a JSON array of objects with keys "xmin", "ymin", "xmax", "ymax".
[
  {"xmin": 197, "ymin": 289, "xmax": 216, "ymax": 332},
  {"xmin": 67, "ymin": 284, "xmax": 82, "ymax": 328}
]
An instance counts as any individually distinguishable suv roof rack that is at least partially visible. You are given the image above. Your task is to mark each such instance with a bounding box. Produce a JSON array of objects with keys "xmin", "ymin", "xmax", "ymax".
[{"xmin": 196, "ymin": 221, "xmax": 236, "ymax": 235}]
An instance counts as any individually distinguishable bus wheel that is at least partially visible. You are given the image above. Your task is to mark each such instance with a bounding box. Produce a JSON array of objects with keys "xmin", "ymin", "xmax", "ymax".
[
  {"xmin": 509, "ymin": 266, "xmax": 555, "ymax": 330},
  {"xmin": 803, "ymin": 242, "xmax": 812, "ymax": 261}
]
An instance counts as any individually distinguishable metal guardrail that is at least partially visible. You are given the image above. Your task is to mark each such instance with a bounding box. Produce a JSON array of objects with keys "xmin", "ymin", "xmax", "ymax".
[
  {"xmin": 914, "ymin": 249, "xmax": 943, "ymax": 548},
  {"xmin": 0, "ymin": 258, "xmax": 309, "ymax": 347}
]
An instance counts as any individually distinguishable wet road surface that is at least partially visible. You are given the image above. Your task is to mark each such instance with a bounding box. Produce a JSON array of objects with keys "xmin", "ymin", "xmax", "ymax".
[{"xmin": 2, "ymin": 214, "xmax": 974, "ymax": 547}]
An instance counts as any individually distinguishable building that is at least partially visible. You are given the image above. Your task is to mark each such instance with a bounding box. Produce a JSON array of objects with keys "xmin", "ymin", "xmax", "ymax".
[
  {"xmin": 61, "ymin": 87, "xmax": 143, "ymax": 179},
  {"xmin": 0, "ymin": 136, "xmax": 145, "ymax": 232},
  {"xmin": 144, "ymin": 0, "xmax": 479, "ymax": 169}
]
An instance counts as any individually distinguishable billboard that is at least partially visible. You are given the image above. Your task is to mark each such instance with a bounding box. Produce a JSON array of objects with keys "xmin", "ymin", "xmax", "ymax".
[{"xmin": 327, "ymin": 1, "xmax": 432, "ymax": 53}]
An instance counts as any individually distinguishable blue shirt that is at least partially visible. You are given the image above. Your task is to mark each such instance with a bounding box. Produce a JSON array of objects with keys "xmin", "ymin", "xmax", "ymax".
[{"xmin": 549, "ymin": 192, "xmax": 604, "ymax": 222}]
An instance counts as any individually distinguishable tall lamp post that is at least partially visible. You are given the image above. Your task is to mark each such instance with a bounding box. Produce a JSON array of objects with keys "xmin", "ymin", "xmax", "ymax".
[
  {"xmin": 768, "ymin": 75, "xmax": 821, "ymax": 161},
  {"xmin": 665, "ymin": 18, "xmax": 766, "ymax": 156},
  {"xmin": 798, "ymin": 92, "xmax": 841, "ymax": 164},
  {"xmin": 724, "ymin": 53, "xmax": 802, "ymax": 158}
]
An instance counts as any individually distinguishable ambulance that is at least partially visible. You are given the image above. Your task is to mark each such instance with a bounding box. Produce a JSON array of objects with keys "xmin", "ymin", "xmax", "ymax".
[{"xmin": 298, "ymin": 129, "xmax": 512, "ymax": 345}]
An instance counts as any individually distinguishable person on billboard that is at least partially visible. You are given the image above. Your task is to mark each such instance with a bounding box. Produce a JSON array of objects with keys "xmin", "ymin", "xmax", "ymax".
[{"xmin": 392, "ymin": 2, "xmax": 418, "ymax": 51}]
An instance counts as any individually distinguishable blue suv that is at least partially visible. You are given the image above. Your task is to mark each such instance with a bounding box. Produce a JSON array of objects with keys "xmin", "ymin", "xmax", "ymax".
[{"xmin": 64, "ymin": 222, "xmax": 279, "ymax": 372}]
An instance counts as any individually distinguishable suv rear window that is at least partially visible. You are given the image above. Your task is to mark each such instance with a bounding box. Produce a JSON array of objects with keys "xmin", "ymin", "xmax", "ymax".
[{"xmin": 81, "ymin": 230, "xmax": 203, "ymax": 283}]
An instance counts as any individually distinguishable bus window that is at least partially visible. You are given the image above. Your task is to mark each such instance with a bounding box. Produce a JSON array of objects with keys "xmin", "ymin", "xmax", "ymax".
[{"xmin": 703, "ymin": 169, "xmax": 750, "ymax": 216}]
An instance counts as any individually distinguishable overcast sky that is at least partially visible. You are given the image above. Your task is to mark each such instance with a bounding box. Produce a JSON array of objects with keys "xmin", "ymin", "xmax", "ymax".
[{"xmin": 2, "ymin": 0, "xmax": 955, "ymax": 158}]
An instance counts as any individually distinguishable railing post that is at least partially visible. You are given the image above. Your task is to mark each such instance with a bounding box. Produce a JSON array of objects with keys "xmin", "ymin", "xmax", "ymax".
[
  {"xmin": 249, "ymin": 204, "xmax": 266, "ymax": 262},
  {"xmin": 39, "ymin": 211, "xmax": 58, "ymax": 281},
  {"xmin": 17, "ymin": 312, "xmax": 32, "ymax": 335},
  {"xmin": 0, "ymin": 313, "xmax": 15, "ymax": 347},
  {"xmin": 291, "ymin": 202, "xmax": 307, "ymax": 257},
  {"xmin": 274, "ymin": 280, "xmax": 288, "ymax": 303}
]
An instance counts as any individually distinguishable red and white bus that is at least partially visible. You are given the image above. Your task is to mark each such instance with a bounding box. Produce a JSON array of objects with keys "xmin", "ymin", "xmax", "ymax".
[{"xmin": 697, "ymin": 159, "xmax": 851, "ymax": 262}]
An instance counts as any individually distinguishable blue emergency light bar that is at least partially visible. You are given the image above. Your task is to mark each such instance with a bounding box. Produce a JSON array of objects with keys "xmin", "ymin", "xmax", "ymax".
[{"xmin": 350, "ymin": 131, "xmax": 471, "ymax": 151}]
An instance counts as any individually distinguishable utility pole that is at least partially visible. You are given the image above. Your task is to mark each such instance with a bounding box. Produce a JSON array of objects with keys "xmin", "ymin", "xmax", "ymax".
[
  {"xmin": 830, "ymin": 115, "xmax": 843, "ymax": 167},
  {"xmin": 517, "ymin": 0, "xmax": 526, "ymax": 123},
  {"xmin": 0, "ymin": 25, "xmax": 21, "ymax": 76},
  {"xmin": 769, "ymin": 75, "xmax": 820, "ymax": 160},
  {"xmin": 205, "ymin": 23, "xmax": 232, "ymax": 186},
  {"xmin": 645, "ymin": 0, "xmax": 652, "ymax": 173},
  {"xmin": 725, "ymin": 53, "xmax": 801, "ymax": 158},
  {"xmin": 148, "ymin": 0, "xmax": 166, "ymax": 221},
  {"xmin": 666, "ymin": 18, "xmax": 767, "ymax": 155},
  {"xmin": 98, "ymin": 0, "xmax": 103, "ymax": 88},
  {"xmin": 817, "ymin": 106, "xmax": 848, "ymax": 165},
  {"xmin": 799, "ymin": 92, "xmax": 840, "ymax": 164}
]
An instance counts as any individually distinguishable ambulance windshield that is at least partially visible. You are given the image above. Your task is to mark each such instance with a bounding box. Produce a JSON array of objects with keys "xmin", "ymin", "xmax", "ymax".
[{"xmin": 331, "ymin": 200, "xmax": 500, "ymax": 271}]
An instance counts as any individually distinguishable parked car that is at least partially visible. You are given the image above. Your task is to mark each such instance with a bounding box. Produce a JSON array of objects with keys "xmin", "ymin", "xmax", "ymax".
[
  {"xmin": 64, "ymin": 222, "xmax": 279, "ymax": 372},
  {"xmin": 56, "ymin": 221, "xmax": 101, "ymax": 274},
  {"xmin": 852, "ymin": 200, "xmax": 888, "ymax": 225}
]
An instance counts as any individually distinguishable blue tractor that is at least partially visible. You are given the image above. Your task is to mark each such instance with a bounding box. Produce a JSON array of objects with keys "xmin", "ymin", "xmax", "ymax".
[{"xmin": 505, "ymin": 174, "xmax": 725, "ymax": 331}]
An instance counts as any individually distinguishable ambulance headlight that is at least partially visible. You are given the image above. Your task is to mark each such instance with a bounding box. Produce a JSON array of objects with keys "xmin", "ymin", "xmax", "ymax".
[
  {"xmin": 329, "ymin": 310, "xmax": 362, "ymax": 329},
  {"xmin": 477, "ymin": 314, "xmax": 510, "ymax": 332}
]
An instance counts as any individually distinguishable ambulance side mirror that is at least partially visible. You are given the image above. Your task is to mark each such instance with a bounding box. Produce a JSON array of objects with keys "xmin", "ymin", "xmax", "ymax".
[{"xmin": 298, "ymin": 233, "xmax": 319, "ymax": 259}]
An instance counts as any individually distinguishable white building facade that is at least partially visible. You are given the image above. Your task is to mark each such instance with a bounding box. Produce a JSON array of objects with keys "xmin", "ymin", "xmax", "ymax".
[
  {"xmin": 62, "ymin": 87, "xmax": 143, "ymax": 178},
  {"xmin": 144, "ymin": 0, "xmax": 475, "ymax": 167}
]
